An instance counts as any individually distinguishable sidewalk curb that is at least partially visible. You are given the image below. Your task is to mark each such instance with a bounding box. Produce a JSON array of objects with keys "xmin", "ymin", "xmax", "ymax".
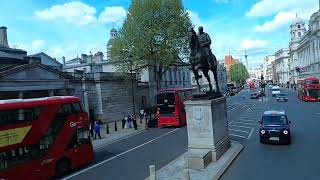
[
  {"xmin": 145, "ymin": 141, "xmax": 243, "ymax": 180},
  {"xmin": 94, "ymin": 129, "xmax": 147, "ymax": 150}
]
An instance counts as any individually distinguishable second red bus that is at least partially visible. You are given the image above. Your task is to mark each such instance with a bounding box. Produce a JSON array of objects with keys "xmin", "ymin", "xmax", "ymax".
[
  {"xmin": 156, "ymin": 88, "xmax": 194, "ymax": 127},
  {"xmin": 297, "ymin": 77, "xmax": 320, "ymax": 101}
]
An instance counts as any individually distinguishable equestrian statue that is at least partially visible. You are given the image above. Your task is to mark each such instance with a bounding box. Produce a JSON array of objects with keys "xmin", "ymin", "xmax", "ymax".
[{"xmin": 188, "ymin": 26, "xmax": 221, "ymax": 97}]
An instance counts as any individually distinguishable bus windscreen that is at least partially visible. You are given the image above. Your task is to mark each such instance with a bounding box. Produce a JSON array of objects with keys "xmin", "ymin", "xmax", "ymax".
[{"xmin": 157, "ymin": 92, "xmax": 175, "ymax": 117}]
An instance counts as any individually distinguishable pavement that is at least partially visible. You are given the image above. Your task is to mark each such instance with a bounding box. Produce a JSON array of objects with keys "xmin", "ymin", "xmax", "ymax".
[
  {"xmin": 63, "ymin": 88, "xmax": 320, "ymax": 180},
  {"xmin": 92, "ymin": 119, "xmax": 147, "ymax": 150}
]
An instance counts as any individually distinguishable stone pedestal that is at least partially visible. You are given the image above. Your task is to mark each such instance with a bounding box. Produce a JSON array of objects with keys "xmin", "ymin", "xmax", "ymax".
[{"xmin": 184, "ymin": 96, "xmax": 230, "ymax": 169}]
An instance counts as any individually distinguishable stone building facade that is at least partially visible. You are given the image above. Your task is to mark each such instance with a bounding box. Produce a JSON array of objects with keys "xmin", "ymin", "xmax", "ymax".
[
  {"xmin": 275, "ymin": 48, "xmax": 290, "ymax": 84},
  {"xmin": 0, "ymin": 26, "xmax": 73, "ymax": 100},
  {"xmin": 60, "ymin": 27, "xmax": 192, "ymax": 121},
  {"xmin": 283, "ymin": 9, "xmax": 320, "ymax": 83}
]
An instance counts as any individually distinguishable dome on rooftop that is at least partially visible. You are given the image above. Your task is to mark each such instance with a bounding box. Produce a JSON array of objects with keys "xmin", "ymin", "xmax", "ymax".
[
  {"xmin": 291, "ymin": 15, "xmax": 304, "ymax": 25},
  {"xmin": 110, "ymin": 28, "xmax": 117, "ymax": 33}
]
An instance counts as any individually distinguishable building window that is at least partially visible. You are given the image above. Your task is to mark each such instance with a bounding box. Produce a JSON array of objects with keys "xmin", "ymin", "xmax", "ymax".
[
  {"xmin": 298, "ymin": 32, "xmax": 302, "ymax": 37},
  {"xmin": 298, "ymin": 25, "xmax": 301, "ymax": 29}
]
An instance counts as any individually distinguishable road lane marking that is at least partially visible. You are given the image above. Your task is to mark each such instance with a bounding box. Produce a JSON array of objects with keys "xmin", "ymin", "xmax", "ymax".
[
  {"xmin": 247, "ymin": 128, "xmax": 254, "ymax": 140},
  {"xmin": 63, "ymin": 128, "xmax": 180, "ymax": 179},
  {"xmin": 233, "ymin": 121, "xmax": 255, "ymax": 125},
  {"xmin": 230, "ymin": 134, "xmax": 247, "ymax": 139},
  {"xmin": 246, "ymin": 104, "xmax": 255, "ymax": 111},
  {"xmin": 229, "ymin": 128, "xmax": 249, "ymax": 134},
  {"xmin": 227, "ymin": 104, "xmax": 241, "ymax": 113},
  {"xmin": 229, "ymin": 125, "xmax": 252, "ymax": 129}
]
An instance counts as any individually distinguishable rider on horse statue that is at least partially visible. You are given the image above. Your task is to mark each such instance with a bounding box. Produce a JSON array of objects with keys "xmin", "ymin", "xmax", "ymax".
[{"xmin": 198, "ymin": 26, "xmax": 214, "ymax": 69}]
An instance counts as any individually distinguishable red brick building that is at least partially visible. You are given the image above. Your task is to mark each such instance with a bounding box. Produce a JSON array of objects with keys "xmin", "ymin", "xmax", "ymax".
[{"xmin": 224, "ymin": 55, "xmax": 239, "ymax": 72}]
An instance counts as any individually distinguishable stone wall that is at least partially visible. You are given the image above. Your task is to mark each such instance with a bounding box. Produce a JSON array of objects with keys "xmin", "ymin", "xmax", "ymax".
[{"xmin": 72, "ymin": 72, "xmax": 149, "ymax": 122}]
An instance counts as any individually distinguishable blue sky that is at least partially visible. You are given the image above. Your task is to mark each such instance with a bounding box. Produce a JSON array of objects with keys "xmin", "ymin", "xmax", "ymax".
[{"xmin": 0, "ymin": 0, "xmax": 318, "ymax": 69}]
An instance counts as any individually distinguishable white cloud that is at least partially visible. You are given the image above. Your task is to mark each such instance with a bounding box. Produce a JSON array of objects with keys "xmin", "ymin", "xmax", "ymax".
[
  {"xmin": 35, "ymin": 2, "xmax": 128, "ymax": 26},
  {"xmin": 246, "ymin": 0, "xmax": 316, "ymax": 18},
  {"xmin": 254, "ymin": 12, "xmax": 296, "ymax": 33},
  {"xmin": 31, "ymin": 39, "xmax": 46, "ymax": 50},
  {"xmin": 13, "ymin": 39, "xmax": 46, "ymax": 54},
  {"xmin": 248, "ymin": 0, "xmax": 318, "ymax": 33},
  {"xmin": 241, "ymin": 39, "xmax": 268, "ymax": 50},
  {"xmin": 98, "ymin": 6, "xmax": 127, "ymax": 25},
  {"xmin": 187, "ymin": 10, "xmax": 203, "ymax": 28},
  {"xmin": 35, "ymin": 1, "xmax": 97, "ymax": 26}
]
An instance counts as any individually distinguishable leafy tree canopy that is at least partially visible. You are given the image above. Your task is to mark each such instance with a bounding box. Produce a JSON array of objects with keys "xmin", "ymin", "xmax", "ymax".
[
  {"xmin": 229, "ymin": 63, "xmax": 249, "ymax": 85},
  {"xmin": 110, "ymin": 0, "xmax": 192, "ymax": 88}
]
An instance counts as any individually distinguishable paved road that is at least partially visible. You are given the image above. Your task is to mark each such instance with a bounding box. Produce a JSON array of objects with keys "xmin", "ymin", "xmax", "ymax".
[
  {"xmin": 64, "ymin": 91, "xmax": 251, "ymax": 180},
  {"xmin": 221, "ymin": 88, "xmax": 320, "ymax": 180}
]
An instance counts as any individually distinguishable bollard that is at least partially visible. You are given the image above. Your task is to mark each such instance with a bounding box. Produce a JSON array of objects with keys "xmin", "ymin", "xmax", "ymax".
[
  {"xmin": 106, "ymin": 123, "xmax": 110, "ymax": 134},
  {"xmin": 115, "ymin": 121, "xmax": 118, "ymax": 131},
  {"xmin": 183, "ymin": 169, "xmax": 190, "ymax": 180},
  {"xmin": 149, "ymin": 165, "xmax": 156, "ymax": 180}
]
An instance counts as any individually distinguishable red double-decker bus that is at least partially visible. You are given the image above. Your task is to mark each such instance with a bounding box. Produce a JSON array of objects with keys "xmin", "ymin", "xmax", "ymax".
[
  {"xmin": 297, "ymin": 77, "xmax": 320, "ymax": 101},
  {"xmin": 0, "ymin": 96, "xmax": 94, "ymax": 180},
  {"xmin": 156, "ymin": 88, "xmax": 194, "ymax": 127}
]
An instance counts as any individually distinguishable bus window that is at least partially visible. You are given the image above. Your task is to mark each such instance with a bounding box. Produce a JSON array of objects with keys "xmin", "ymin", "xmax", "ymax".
[
  {"xmin": 157, "ymin": 92, "xmax": 175, "ymax": 117},
  {"xmin": 71, "ymin": 103, "xmax": 83, "ymax": 113},
  {"xmin": 0, "ymin": 108, "xmax": 41, "ymax": 125}
]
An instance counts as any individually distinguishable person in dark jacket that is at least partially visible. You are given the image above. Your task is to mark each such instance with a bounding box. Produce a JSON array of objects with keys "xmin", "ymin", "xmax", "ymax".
[{"xmin": 131, "ymin": 114, "xmax": 138, "ymax": 130}]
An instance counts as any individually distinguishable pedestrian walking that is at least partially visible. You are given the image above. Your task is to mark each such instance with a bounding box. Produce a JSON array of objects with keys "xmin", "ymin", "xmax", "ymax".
[
  {"xmin": 139, "ymin": 109, "xmax": 144, "ymax": 123},
  {"xmin": 122, "ymin": 115, "xmax": 127, "ymax": 129},
  {"xmin": 127, "ymin": 115, "xmax": 133, "ymax": 128},
  {"xmin": 94, "ymin": 121, "xmax": 101, "ymax": 139},
  {"xmin": 131, "ymin": 114, "xmax": 138, "ymax": 130}
]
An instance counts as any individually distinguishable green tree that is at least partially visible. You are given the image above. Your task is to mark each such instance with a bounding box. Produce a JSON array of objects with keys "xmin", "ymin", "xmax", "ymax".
[
  {"xmin": 229, "ymin": 63, "xmax": 249, "ymax": 85},
  {"xmin": 110, "ymin": 0, "xmax": 192, "ymax": 90}
]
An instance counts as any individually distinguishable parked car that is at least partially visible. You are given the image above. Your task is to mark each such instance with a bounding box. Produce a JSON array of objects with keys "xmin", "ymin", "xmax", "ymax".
[
  {"xmin": 276, "ymin": 93, "xmax": 288, "ymax": 102},
  {"xmin": 271, "ymin": 86, "xmax": 281, "ymax": 97},
  {"xmin": 259, "ymin": 110, "xmax": 291, "ymax": 144},
  {"xmin": 251, "ymin": 92, "xmax": 260, "ymax": 99}
]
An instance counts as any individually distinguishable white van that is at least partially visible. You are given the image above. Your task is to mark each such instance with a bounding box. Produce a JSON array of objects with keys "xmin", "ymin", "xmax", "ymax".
[{"xmin": 271, "ymin": 86, "xmax": 281, "ymax": 97}]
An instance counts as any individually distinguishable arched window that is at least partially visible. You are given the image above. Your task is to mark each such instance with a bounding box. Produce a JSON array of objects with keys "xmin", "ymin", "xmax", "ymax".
[
  {"xmin": 298, "ymin": 25, "xmax": 301, "ymax": 29},
  {"xmin": 298, "ymin": 32, "xmax": 302, "ymax": 37}
]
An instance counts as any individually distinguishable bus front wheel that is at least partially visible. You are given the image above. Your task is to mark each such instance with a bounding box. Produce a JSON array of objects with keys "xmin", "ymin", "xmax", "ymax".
[{"xmin": 55, "ymin": 158, "xmax": 71, "ymax": 177}]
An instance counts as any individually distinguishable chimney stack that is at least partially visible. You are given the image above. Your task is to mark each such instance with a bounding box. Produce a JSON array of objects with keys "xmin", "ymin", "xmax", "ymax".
[{"xmin": 0, "ymin": 26, "xmax": 9, "ymax": 48}]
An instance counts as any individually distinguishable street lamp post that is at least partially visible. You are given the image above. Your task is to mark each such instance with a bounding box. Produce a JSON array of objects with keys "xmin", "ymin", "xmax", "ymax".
[
  {"xmin": 123, "ymin": 48, "xmax": 136, "ymax": 115},
  {"xmin": 129, "ymin": 58, "xmax": 136, "ymax": 115}
]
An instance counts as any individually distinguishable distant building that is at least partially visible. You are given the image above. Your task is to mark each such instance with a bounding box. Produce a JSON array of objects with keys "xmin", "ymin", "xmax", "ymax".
[
  {"xmin": 289, "ymin": 11, "xmax": 320, "ymax": 82},
  {"xmin": 224, "ymin": 55, "xmax": 239, "ymax": 72},
  {"xmin": 224, "ymin": 54, "xmax": 239, "ymax": 83},
  {"xmin": 263, "ymin": 55, "xmax": 276, "ymax": 82},
  {"xmin": 274, "ymin": 48, "xmax": 290, "ymax": 84},
  {"xmin": 249, "ymin": 66, "xmax": 263, "ymax": 80},
  {"xmin": 61, "ymin": 28, "xmax": 192, "ymax": 121},
  {"xmin": 0, "ymin": 26, "xmax": 75, "ymax": 100}
]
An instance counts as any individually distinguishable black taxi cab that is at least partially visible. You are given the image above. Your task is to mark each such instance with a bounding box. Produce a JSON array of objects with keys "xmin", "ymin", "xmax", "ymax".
[{"xmin": 259, "ymin": 110, "xmax": 291, "ymax": 144}]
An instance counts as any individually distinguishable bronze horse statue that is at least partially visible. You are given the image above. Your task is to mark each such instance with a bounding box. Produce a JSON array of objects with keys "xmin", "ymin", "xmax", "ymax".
[{"xmin": 188, "ymin": 27, "xmax": 220, "ymax": 94}]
